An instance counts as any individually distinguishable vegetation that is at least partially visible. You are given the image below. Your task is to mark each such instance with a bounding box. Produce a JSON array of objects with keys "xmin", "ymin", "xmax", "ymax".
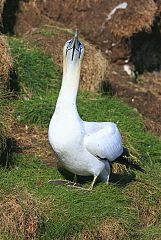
[
  {"xmin": 0, "ymin": 36, "xmax": 161, "ymax": 239},
  {"xmin": 0, "ymin": 35, "xmax": 12, "ymax": 166}
]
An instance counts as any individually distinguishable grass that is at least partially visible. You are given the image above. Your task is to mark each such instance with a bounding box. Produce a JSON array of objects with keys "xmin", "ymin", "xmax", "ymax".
[
  {"xmin": 35, "ymin": 25, "xmax": 58, "ymax": 37},
  {"xmin": 0, "ymin": 154, "xmax": 135, "ymax": 239},
  {"xmin": 8, "ymin": 38, "xmax": 61, "ymax": 98},
  {"xmin": 0, "ymin": 36, "xmax": 161, "ymax": 239}
]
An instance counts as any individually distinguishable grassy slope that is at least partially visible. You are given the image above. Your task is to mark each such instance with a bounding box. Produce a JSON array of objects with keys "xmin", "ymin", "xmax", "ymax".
[{"xmin": 1, "ymin": 37, "xmax": 161, "ymax": 239}]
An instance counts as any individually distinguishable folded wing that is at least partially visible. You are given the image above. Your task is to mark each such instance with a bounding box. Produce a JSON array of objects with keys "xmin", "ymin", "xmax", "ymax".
[{"xmin": 84, "ymin": 122, "xmax": 123, "ymax": 161}]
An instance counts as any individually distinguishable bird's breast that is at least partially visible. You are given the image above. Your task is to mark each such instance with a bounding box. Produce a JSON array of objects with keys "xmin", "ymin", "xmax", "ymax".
[{"xmin": 48, "ymin": 112, "xmax": 84, "ymax": 155}]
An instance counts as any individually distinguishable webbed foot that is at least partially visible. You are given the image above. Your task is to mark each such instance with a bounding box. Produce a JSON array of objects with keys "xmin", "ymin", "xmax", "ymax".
[
  {"xmin": 48, "ymin": 179, "xmax": 82, "ymax": 188},
  {"xmin": 67, "ymin": 184, "xmax": 90, "ymax": 191},
  {"xmin": 48, "ymin": 179, "xmax": 72, "ymax": 185}
]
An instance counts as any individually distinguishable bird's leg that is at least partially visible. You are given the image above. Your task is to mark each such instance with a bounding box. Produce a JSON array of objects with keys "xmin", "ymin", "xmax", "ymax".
[
  {"xmin": 48, "ymin": 175, "xmax": 81, "ymax": 188},
  {"xmin": 88, "ymin": 175, "xmax": 97, "ymax": 191},
  {"xmin": 49, "ymin": 176, "xmax": 98, "ymax": 190},
  {"xmin": 67, "ymin": 175, "xmax": 98, "ymax": 191},
  {"xmin": 99, "ymin": 162, "xmax": 110, "ymax": 184},
  {"xmin": 73, "ymin": 174, "xmax": 77, "ymax": 185},
  {"xmin": 66, "ymin": 174, "xmax": 82, "ymax": 187}
]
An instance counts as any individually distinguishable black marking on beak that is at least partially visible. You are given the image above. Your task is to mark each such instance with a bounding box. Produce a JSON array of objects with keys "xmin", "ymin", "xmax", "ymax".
[
  {"xmin": 71, "ymin": 30, "xmax": 78, "ymax": 61},
  {"xmin": 66, "ymin": 30, "xmax": 81, "ymax": 61}
]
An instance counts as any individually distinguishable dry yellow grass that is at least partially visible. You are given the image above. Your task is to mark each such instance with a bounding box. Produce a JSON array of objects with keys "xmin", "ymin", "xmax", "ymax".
[
  {"xmin": 107, "ymin": 0, "xmax": 157, "ymax": 38},
  {"xmin": 0, "ymin": 36, "xmax": 12, "ymax": 165},
  {"xmin": 81, "ymin": 41, "xmax": 109, "ymax": 91},
  {"xmin": 125, "ymin": 181, "xmax": 161, "ymax": 228},
  {"xmin": 0, "ymin": 35, "xmax": 12, "ymax": 86},
  {"xmin": 0, "ymin": 190, "xmax": 40, "ymax": 239},
  {"xmin": 75, "ymin": 218, "xmax": 128, "ymax": 240},
  {"xmin": 98, "ymin": 218, "xmax": 128, "ymax": 240},
  {"xmin": 112, "ymin": 132, "xmax": 141, "ymax": 174}
]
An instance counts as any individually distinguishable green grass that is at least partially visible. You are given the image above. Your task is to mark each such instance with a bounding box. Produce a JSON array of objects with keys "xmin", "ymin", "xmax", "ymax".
[
  {"xmin": 8, "ymin": 38, "xmax": 61, "ymax": 97},
  {"xmin": 0, "ymin": 154, "xmax": 136, "ymax": 239},
  {"xmin": 0, "ymin": 36, "xmax": 161, "ymax": 239},
  {"xmin": 35, "ymin": 25, "xmax": 58, "ymax": 37}
]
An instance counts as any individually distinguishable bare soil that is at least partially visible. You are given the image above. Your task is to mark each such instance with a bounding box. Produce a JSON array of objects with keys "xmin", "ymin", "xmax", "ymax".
[{"xmin": 11, "ymin": 123, "xmax": 56, "ymax": 166}]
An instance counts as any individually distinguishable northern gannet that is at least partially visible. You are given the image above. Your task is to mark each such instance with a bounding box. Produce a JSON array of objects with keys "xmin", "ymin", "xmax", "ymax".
[{"xmin": 48, "ymin": 31, "xmax": 144, "ymax": 190}]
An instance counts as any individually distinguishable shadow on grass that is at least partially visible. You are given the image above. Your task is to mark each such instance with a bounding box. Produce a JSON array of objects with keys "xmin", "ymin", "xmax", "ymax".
[
  {"xmin": 99, "ymin": 80, "xmax": 115, "ymax": 96},
  {"xmin": 110, "ymin": 171, "xmax": 136, "ymax": 187},
  {"xmin": 8, "ymin": 69, "xmax": 20, "ymax": 93},
  {"xmin": 58, "ymin": 166, "xmax": 93, "ymax": 184},
  {"xmin": 0, "ymin": 138, "xmax": 19, "ymax": 168},
  {"xmin": 58, "ymin": 165, "xmax": 136, "ymax": 187}
]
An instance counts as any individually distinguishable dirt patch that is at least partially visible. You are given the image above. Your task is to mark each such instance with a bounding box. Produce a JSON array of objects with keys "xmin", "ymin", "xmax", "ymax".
[
  {"xmin": 106, "ymin": 0, "xmax": 157, "ymax": 38},
  {"xmin": 11, "ymin": 122, "xmax": 57, "ymax": 167},
  {"xmin": 107, "ymin": 65, "xmax": 161, "ymax": 135}
]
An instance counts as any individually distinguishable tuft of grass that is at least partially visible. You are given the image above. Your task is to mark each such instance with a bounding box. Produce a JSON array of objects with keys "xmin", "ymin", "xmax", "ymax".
[
  {"xmin": 15, "ymin": 94, "xmax": 58, "ymax": 127},
  {"xmin": 0, "ymin": 90, "xmax": 13, "ymax": 167},
  {"xmin": 8, "ymin": 38, "xmax": 61, "ymax": 98},
  {"xmin": 0, "ymin": 35, "xmax": 13, "ymax": 167},
  {"xmin": 0, "ymin": 35, "xmax": 13, "ymax": 86},
  {"xmin": 35, "ymin": 25, "xmax": 57, "ymax": 37}
]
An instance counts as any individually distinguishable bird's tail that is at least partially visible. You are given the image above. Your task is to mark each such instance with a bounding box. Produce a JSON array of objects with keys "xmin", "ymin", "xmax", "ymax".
[{"xmin": 112, "ymin": 148, "xmax": 145, "ymax": 173}]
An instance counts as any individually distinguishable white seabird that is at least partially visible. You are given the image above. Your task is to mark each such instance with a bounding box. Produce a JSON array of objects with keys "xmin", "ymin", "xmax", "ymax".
[{"xmin": 48, "ymin": 31, "xmax": 143, "ymax": 190}]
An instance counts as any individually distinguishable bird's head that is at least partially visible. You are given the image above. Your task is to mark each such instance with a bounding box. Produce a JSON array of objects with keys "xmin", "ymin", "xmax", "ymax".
[{"xmin": 63, "ymin": 30, "xmax": 84, "ymax": 70}]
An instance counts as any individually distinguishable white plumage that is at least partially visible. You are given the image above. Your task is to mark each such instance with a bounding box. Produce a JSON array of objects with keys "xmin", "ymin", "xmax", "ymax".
[
  {"xmin": 84, "ymin": 122, "xmax": 122, "ymax": 161},
  {"xmin": 48, "ymin": 31, "xmax": 123, "ymax": 190}
]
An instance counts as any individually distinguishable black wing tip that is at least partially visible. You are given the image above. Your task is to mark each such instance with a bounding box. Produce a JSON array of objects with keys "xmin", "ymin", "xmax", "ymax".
[
  {"xmin": 97, "ymin": 147, "xmax": 145, "ymax": 173},
  {"xmin": 128, "ymin": 162, "xmax": 146, "ymax": 173}
]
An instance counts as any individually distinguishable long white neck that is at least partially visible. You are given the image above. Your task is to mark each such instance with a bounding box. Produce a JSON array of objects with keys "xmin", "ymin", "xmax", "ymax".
[{"xmin": 56, "ymin": 62, "xmax": 81, "ymax": 110}]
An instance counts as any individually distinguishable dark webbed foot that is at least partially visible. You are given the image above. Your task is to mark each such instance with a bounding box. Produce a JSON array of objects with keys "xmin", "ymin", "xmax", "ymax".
[
  {"xmin": 48, "ymin": 179, "xmax": 72, "ymax": 185},
  {"xmin": 67, "ymin": 185, "xmax": 90, "ymax": 191},
  {"xmin": 48, "ymin": 179, "xmax": 82, "ymax": 187}
]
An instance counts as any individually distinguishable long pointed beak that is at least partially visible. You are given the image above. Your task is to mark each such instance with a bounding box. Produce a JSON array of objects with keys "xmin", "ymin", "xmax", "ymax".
[
  {"xmin": 66, "ymin": 30, "xmax": 83, "ymax": 60},
  {"xmin": 65, "ymin": 30, "xmax": 79, "ymax": 60},
  {"xmin": 71, "ymin": 30, "xmax": 79, "ymax": 60}
]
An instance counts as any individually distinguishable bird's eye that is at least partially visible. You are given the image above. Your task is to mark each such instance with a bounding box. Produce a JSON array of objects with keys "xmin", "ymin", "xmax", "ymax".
[
  {"xmin": 79, "ymin": 43, "xmax": 83, "ymax": 50},
  {"xmin": 66, "ymin": 40, "xmax": 72, "ymax": 48}
]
